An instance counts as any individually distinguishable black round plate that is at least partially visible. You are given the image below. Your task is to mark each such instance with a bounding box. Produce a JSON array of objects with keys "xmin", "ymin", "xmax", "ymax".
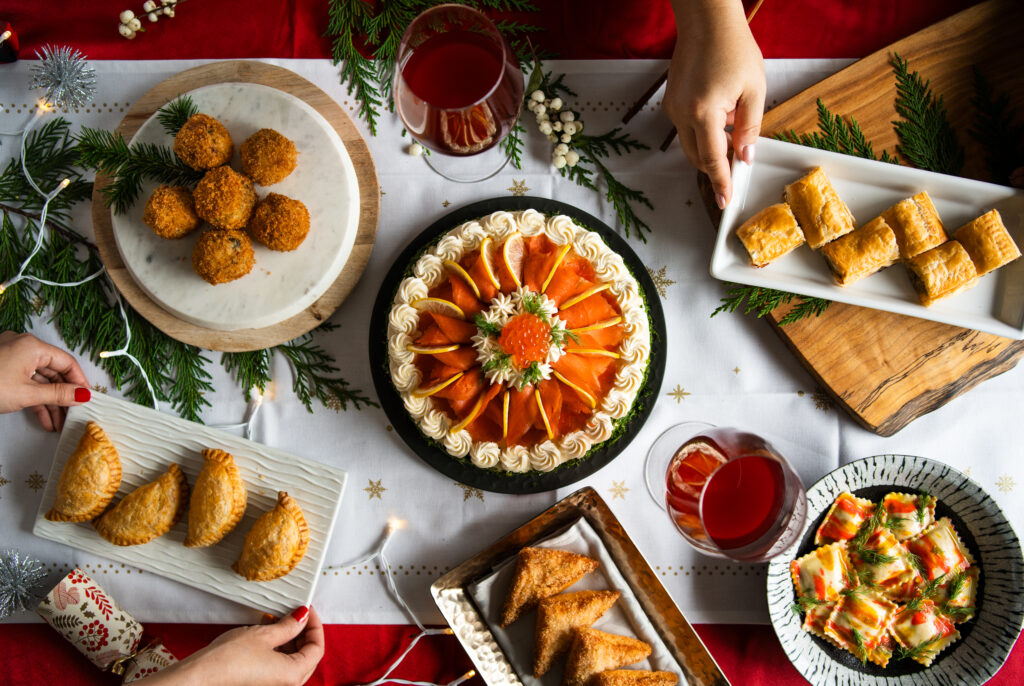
[{"xmin": 368, "ymin": 196, "xmax": 666, "ymax": 494}]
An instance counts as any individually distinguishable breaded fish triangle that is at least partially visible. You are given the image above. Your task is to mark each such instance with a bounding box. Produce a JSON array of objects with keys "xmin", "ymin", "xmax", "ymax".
[
  {"xmin": 593, "ymin": 670, "xmax": 678, "ymax": 686},
  {"xmin": 534, "ymin": 589, "xmax": 620, "ymax": 677},
  {"xmin": 499, "ymin": 547, "xmax": 598, "ymax": 627},
  {"xmin": 563, "ymin": 628, "xmax": 651, "ymax": 686}
]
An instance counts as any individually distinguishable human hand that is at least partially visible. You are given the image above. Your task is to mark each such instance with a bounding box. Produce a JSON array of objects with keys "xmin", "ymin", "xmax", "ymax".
[
  {"xmin": 664, "ymin": 0, "xmax": 765, "ymax": 209},
  {"xmin": 0, "ymin": 331, "xmax": 90, "ymax": 431},
  {"xmin": 143, "ymin": 606, "xmax": 325, "ymax": 686}
]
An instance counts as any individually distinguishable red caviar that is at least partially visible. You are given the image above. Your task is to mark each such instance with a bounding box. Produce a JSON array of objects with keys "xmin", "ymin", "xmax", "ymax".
[{"xmin": 499, "ymin": 313, "xmax": 551, "ymax": 367}]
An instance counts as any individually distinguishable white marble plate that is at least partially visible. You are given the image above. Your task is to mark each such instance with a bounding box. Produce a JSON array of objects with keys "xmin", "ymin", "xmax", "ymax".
[
  {"xmin": 33, "ymin": 392, "xmax": 348, "ymax": 617},
  {"xmin": 711, "ymin": 137, "xmax": 1024, "ymax": 338},
  {"xmin": 111, "ymin": 82, "xmax": 361, "ymax": 331}
]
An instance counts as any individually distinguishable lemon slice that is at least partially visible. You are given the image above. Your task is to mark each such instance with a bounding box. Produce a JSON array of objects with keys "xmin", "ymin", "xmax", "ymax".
[
  {"xmin": 406, "ymin": 343, "xmax": 461, "ymax": 355},
  {"xmin": 540, "ymin": 243, "xmax": 572, "ymax": 294},
  {"xmin": 553, "ymin": 371, "xmax": 597, "ymax": 409},
  {"xmin": 412, "ymin": 297, "xmax": 465, "ymax": 320},
  {"xmin": 501, "ymin": 390, "xmax": 510, "ymax": 440},
  {"xmin": 450, "ymin": 394, "xmax": 487, "ymax": 434},
  {"xmin": 566, "ymin": 348, "xmax": 621, "ymax": 359},
  {"xmin": 559, "ymin": 283, "xmax": 612, "ymax": 310},
  {"xmin": 534, "ymin": 389, "xmax": 555, "ymax": 440},
  {"xmin": 501, "ymin": 233, "xmax": 525, "ymax": 288},
  {"xmin": 568, "ymin": 316, "xmax": 623, "ymax": 334},
  {"xmin": 443, "ymin": 259, "xmax": 481, "ymax": 300},
  {"xmin": 412, "ymin": 371, "xmax": 465, "ymax": 398},
  {"xmin": 479, "ymin": 236, "xmax": 502, "ymax": 291}
]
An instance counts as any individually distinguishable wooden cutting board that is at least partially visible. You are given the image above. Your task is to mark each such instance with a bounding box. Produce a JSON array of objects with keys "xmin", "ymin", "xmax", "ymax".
[{"xmin": 703, "ymin": 0, "xmax": 1024, "ymax": 436}]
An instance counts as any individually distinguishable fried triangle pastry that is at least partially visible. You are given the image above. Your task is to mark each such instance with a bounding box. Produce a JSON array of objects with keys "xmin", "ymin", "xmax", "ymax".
[
  {"xmin": 563, "ymin": 628, "xmax": 652, "ymax": 686},
  {"xmin": 593, "ymin": 671, "xmax": 679, "ymax": 686},
  {"xmin": 46, "ymin": 421, "xmax": 122, "ymax": 522},
  {"xmin": 534, "ymin": 590, "xmax": 621, "ymax": 677},
  {"xmin": 184, "ymin": 449, "xmax": 247, "ymax": 548},
  {"xmin": 93, "ymin": 464, "xmax": 188, "ymax": 546},
  {"xmin": 233, "ymin": 491, "xmax": 309, "ymax": 581},
  {"xmin": 499, "ymin": 547, "xmax": 599, "ymax": 627}
]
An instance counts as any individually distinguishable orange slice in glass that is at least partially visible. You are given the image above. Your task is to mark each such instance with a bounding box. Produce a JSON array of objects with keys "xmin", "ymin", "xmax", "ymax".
[
  {"xmin": 559, "ymin": 283, "xmax": 612, "ymax": 310},
  {"xmin": 412, "ymin": 297, "xmax": 465, "ymax": 320},
  {"xmin": 534, "ymin": 389, "xmax": 555, "ymax": 440},
  {"xmin": 541, "ymin": 244, "xmax": 572, "ymax": 294},
  {"xmin": 568, "ymin": 316, "xmax": 623, "ymax": 335},
  {"xmin": 440, "ymin": 103, "xmax": 497, "ymax": 154},
  {"xmin": 553, "ymin": 371, "xmax": 597, "ymax": 410},
  {"xmin": 412, "ymin": 371, "xmax": 465, "ymax": 398},
  {"xmin": 443, "ymin": 260, "xmax": 482, "ymax": 300}
]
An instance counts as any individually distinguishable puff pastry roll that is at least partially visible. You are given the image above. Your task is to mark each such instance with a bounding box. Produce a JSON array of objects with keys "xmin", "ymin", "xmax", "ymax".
[
  {"xmin": 815, "ymin": 492, "xmax": 875, "ymax": 545},
  {"xmin": 881, "ymin": 491, "xmax": 935, "ymax": 541},
  {"xmin": 954, "ymin": 209, "xmax": 1021, "ymax": 275},
  {"xmin": 882, "ymin": 191, "xmax": 947, "ymax": 259},
  {"xmin": 94, "ymin": 464, "xmax": 188, "ymax": 546},
  {"xmin": 784, "ymin": 166, "xmax": 856, "ymax": 249},
  {"xmin": 905, "ymin": 241, "xmax": 979, "ymax": 306},
  {"xmin": 735, "ymin": 203, "xmax": 804, "ymax": 267},
  {"xmin": 824, "ymin": 592, "xmax": 899, "ymax": 667},
  {"xmin": 233, "ymin": 491, "xmax": 309, "ymax": 581},
  {"xmin": 820, "ymin": 216, "xmax": 900, "ymax": 286},
  {"xmin": 905, "ymin": 517, "xmax": 973, "ymax": 581},
  {"xmin": 185, "ymin": 449, "xmax": 247, "ymax": 548},
  {"xmin": 889, "ymin": 600, "xmax": 960, "ymax": 666},
  {"xmin": 46, "ymin": 421, "xmax": 122, "ymax": 522}
]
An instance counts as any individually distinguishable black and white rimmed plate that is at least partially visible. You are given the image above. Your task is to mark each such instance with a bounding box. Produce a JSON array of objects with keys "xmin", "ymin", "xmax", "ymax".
[{"xmin": 767, "ymin": 454, "xmax": 1024, "ymax": 685}]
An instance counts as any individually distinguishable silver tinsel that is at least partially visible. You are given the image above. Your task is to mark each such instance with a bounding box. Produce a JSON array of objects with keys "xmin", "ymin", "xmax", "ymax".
[
  {"xmin": 28, "ymin": 45, "xmax": 97, "ymax": 110},
  {"xmin": 0, "ymin": 549, "xmax": 47, "ymax": 619}
]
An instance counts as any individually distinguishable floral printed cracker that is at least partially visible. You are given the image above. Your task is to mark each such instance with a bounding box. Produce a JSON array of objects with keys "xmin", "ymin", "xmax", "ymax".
[
  {"xmin": 882, "ymin": 491, "xmax": 936, "ymax": 541},
  {"xmin": 824, "ymin": 592, "xmax": 899, "ymax": 667},
  {"xmin": 850, "ymin": 526, "xmax": 914, "ymax": 585},
  {"xmin": 815, "ymin": 492, "xmax": 875, "ymax": 545},
  {"xmin": 905, "ymin": 518, "xmax": 974, "ymax": 581},
  {"xmin": 791, "ymin": 543, "xmax": 855, "ymax": 603},
  {"xmin": 890, "ymin": 599, "xmax": 960, "ymax": 666}
]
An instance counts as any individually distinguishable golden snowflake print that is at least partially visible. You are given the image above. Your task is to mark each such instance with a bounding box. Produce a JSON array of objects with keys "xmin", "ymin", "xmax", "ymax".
[
  {"xmin": 507, "ymin": 179, "xmax": 531, "ymax": 196},
  {"xmin": 647, "ymin": 266, "xmax": 676, "ymax": 298},
  {"xmin": 667, "ymin": 385, "xmax": 691, "ymax": 403},
  {"xmin": 25, "ymin": 471, "xmax": 46, "ymax": 492},
  {"xmin": 996, "ymin": 474, "xmax": 1016, "ymax": 494},
  {"xmin": 442, "ymin": 200, "xmax": 451, "ymax": 207},
  {"xmin": 364, "ymin": 479, "xmax": 386, "ymax": 500},
  {"xmin": 456, "ymin": 482, "xmax": 484, "ymax": 502},
  {"xmin": 608, "ymin": 481, "xmax": 630, "ymax": 500},
  {"xmin": 812, "ymin": 391, "xmax": 833, "ymax": 412}
]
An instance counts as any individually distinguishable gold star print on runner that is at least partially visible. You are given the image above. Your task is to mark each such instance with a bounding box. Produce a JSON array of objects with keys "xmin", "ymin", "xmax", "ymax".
[
  {"xmin": 25, "ymin": 472, "xmax": 46, "ymax": 492},
  {"xmin": 364, "ymin": 479, "xmax": 386, "ymax": 500},
  {"xmin": 608, "ymin": 481, "xmax": 629, "ymax": 500},
  {"xmin": 997, "ymin": 475, "xmax": 1016, "ymax": 493},
  {"xmin": 507, "ymin": 179, "xmax": 530, "ymax": 196},
  {"xmin": 667, "ymin": 385, "xmax": 691, "ymax": 403},
  {"xmin": 455, "ymin": 482, "xmax": 484, "ymax": 502},
  {"xmin": 646, "ymin": 266, "xmax": 676, "ymax": 298}
]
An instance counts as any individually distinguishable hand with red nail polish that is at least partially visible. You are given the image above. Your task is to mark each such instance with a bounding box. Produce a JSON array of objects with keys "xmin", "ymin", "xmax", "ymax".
[
  {"xmin": 140, "ymin": 606, "xmax": 325, "ymax": 686},
  {"xmin": 0, "ymin": 331, "xmax": 90, "ymax": 432}
]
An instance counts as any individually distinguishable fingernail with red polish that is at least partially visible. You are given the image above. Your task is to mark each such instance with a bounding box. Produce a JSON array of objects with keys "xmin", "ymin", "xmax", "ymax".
[
  {"xmin": 741, "ymin": 144, "xmax": 756, "ymax": 165},
  {"xmin": 291, "ymin": 606, "xmax": 309, "ymax": 623},
  {"xmin": 715, "ymin": 194, "xmax": 727, "ymax": 210},
  {"xmin": 74, "ymin": 387, "xmax": 91, "ymax": 403}
]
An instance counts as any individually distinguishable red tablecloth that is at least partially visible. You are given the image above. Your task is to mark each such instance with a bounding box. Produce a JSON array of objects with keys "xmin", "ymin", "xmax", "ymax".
[{"xmin": 4, "ymin": 1, "xmax": 1019, "ymax": 684}]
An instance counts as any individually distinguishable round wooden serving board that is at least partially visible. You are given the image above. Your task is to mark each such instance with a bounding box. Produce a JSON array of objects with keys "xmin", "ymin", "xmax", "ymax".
[{"xmin": 92, "ymin": 60, "xmax": 380, "ymax": 352}]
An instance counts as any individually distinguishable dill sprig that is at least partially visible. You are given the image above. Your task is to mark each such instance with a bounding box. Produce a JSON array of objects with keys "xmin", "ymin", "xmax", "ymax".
[
  {"xmin": 903, "ymin": 573, "xmax": 945, "ymax": 613},
  {"xmin": 848, "ymin": 505, "xmax": 886, "ymax": 554},
  {"xmin": 969, "ymin": 67, "xmax": 1023, "ymax": 185},
  {"xmin": 521, "ymin": 361, "xmax": 545, "ymax": 386},
  {"xmin": 894, "ymin": 634, "xmax": 942, "ymax": 662},
  {"xmin": 857, "ymin": 548, "xmax": 897, "ymax": 567},
  {"xmin": 906, "ymin": 550, "xmax": 928, "ymax": 578},
  {"xmin": 710, "ymin": 283, "xmax": 832, "ymax": 326},
  {"xmin": 520, "ymin": 291, "xmax": 549, "ymax": 319},
  {"xmin": 481, "ymin": 351, "xmax": 511, "ymax": 374},
  {"xmin": 891, "ymin": 53, "xmax": 964, "ymax": 174},
  {"xmin": 790, "ymin": 595, "xmax": 828, "ymax": 615},
  {"xmin": 156, "ymin": 94, "xmax": 199, "ymax": 137},
  {"xmin": 850, "ymin": 628, "xmax": 870, "ymax": 664},
  {"xmin": 549, "ymin": 324, "xmax": 579, "ymax": 347},
  {"xmin": 915, "ymin": 490, "xmax": 933, "ymax": 524},
  {"xmin": 940, "ymin": 605, "xmax": 975, "ymax": 622},
  {"xmin": 474, "ymin": 313, "xmax": 503, "ymax": 337}
]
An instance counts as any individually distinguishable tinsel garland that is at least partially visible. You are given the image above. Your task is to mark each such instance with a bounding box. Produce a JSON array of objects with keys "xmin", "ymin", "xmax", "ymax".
[{"xmin": 0, "ymin": 550, "xmax": 47, "ymax": 619}]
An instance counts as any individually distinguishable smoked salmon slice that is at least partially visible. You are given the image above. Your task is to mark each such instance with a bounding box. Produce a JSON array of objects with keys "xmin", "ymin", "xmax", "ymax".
[
  {"xmin": 534, "ymin": 379, "xmax": 564, "ymax": 438},
  {"xmin": 558, "ymin": 291, "xmax": 620, "ymax": 329},
  {"xmin": 505, "ymin": 385, "xmax": 538, "ymax": 444},
  {"xmin": 568, "ymin": 325, "xmax": 625, "ymax": 349},
  {"xmin": 553, "ymin": 354, "xmax": 616, "ymax": 398},
  {"xmin": 434, "ymin": 367, "xmax": 483, "ymax": 402},
  {"xmin": 415, "ymin": 313, "xmax": 477, "ymax": 346},
  {"xmin": 449, "ymin": 274, "xmax": 484, "ymax": 316},
  {"xmin": 521, "ymin": 235, "xmax": 558, "ymax": 292},
  {"xmin": 543, "ymin": 255, "xmax": 597, "ymax": 306},
  {"xmin": 434, "ymin": 347, "xmax": 478, "ymax": 370},
  {"xmin": 465, "ymin": 253, "xmax": 499, "ymax": 302}
]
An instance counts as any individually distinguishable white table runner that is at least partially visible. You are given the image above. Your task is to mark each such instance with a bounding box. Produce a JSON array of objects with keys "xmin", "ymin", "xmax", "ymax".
[{"xmin": 1, "ymin": 58, "xmax": 1021, "ymax": 626}]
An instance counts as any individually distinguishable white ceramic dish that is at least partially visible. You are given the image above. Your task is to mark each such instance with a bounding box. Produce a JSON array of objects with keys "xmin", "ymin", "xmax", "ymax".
[
  {"xmin": 711, "ymin": 137, "xmax": 1024, "ymax": 338},
  {"xmin": 111, "ymin": 82, "xmax": 361, "ymax": 331},
  {"xmin": 33, "ymin": 392, "xmax": 347, "ymax": 617}
]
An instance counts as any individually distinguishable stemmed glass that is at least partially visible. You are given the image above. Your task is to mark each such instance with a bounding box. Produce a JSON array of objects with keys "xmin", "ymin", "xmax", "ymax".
[
  {"xmin": 644, "ymin": 423, "xmax": 808, "ymax": 562},
  {"xmin": 393, "ymin": 4, "xmax": 524, "ymax": 182}
]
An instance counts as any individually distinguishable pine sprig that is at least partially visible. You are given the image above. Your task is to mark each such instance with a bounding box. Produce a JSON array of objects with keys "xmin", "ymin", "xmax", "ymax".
[
  {"xmin": 0, "ymin": 212, "xmax": 36, "ymax": 333},
  {"xmin": 222, "ymin": 349, "xmax": 273, "ymax": 401},
  {"xmin": 890, "ymin": 53, "xmax": 964, "ymax": 174},
  {"xmin": 776, "ymin": 99, "xmax": 898, "ymax": 163},
  {"xmin": 276, "ymin": 323, "xmax": 379, "ymax": 412},
  {"xmin": 969, "ymin": 67, "xmax": 1024, "ymax": 184},
  {"xmin": 711, "ymin": 283, "xmax": 831, "ymax": 326},
  {"xmin": 502, "ymin": 120, "xmax": 526, "ymax": 170},
  {"xmin": 156, "ymin": 94, "xmax": 199, "ymax": 137}
]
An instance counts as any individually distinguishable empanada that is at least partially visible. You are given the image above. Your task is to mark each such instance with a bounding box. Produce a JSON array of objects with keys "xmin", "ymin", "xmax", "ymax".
[
  {"xmin": 233, "ymin": 491, "xmax": 309, "ymax": 582},
  {"xmin": 882, "ymin": 191, "xmax": 947, "ymax": 259},
  {"xmin": 500, "ymin": 547, "xmax": 598, "ymax": 627},
  {"xmin": 820, "ymin": 216, "xmax": 900, "ymax": 286},
  {"xmin": 905, "ymin": 241, "xmax": 979, "ymax": 306},
  {"xmin": 534, "ymin": 590, "xmax": 620, "ymax": 677},
  {"xmin": 184, "ymin": 449, "xmax": 247, "ymax": 548},
  {"xmin": 784, "ymin": 167, "xmax": 856, "ymax": 249},
  {"xmin": 735, "ymin": 203, "xmax": 804, "ymax": 267},
  {"xmin": 563, "ymin": 628, "xmax": 651, "ymax": 686},
  {"xmin": 954, "ymin": 209, "xmax": 1020, "ymax": 275},
  {"xmin": 46, "ymin": 421, "xmax": 121, "ymax": 522},
  {"xmin": 93, "ymin": 464, "xmax": 188, "ymax": 546},
  {"xmin": 593, "ymin": 671, "xmax": 678, "ymax": 686}
]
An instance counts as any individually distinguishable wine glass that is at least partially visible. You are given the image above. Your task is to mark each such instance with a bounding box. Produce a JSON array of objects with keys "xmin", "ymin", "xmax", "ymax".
[
  {"xmin": 393, "ymin": 4, "xmax": 524, "ymax": 183},
  {"xmin": 644, "ymin": 423, "xmax": 807, "ymax": 562}
]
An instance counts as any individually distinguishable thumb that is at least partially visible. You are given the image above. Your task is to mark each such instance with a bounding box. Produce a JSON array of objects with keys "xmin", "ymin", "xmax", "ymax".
[
  {"xmin": 23, "ymin": 382, "xmax": 90, "ymax": 408},
  {"xmin": 731, "ymin": 90, "xmax": 764, "ymax": 166},
  {"xmin": 258, "ymin": 606, "xmax": 309, "ymax": 647}
]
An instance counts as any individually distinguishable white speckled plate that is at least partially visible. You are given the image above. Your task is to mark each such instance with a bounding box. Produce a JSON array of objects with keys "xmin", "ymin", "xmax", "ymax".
[
  {"xmin": 33, "ymin": 392, "xmax": 347, "ymax": 617},
  {"xmin": 767, "ymin": 454, "xmax": 1024, "ymax": 685},
  {"xmin": 111, "ymin": 82, "xmax": 361, "ymax": 331}
]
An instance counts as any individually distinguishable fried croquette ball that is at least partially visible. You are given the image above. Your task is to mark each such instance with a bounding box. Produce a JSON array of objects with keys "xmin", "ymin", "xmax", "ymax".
[
  {"xmin": 191, "ymin": 229, "xmax": 254, "ymax": 285},
  {"xmin": 142, "ymin": 185, "xmax": 200, "ymax": 239},
  {"xmin": 193, "ymin": 166, "xmax": 257, "ymax": 230},
  {"xmin": 248, "ymin": 193, "xmax": 310, "ymax": 252},
  {"xmin": 240, "ymin": 128, "xmax": 297, "ymax": 185},
  {"xmin": 174, "ymin": 113, "xmax": 234, "ymax": 171}
]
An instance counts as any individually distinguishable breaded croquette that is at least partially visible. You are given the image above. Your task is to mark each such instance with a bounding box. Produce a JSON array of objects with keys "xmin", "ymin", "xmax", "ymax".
[
  {"xmin": 191, "ymin": 229, "xmax": 254, "ymax": 285},
  {"xmin": 247, "ymin": 193, "xmax": 310, "ymax": 252},
  {"xmin": 143, "ymin": 185, "xmax": 200, "ymax": 239},
  {"xmin": 193, "ymin": 166, "xmax": 257, "ymax": 230},
  {"xmin": 174, "ymin": 113, "xmax": 233, "ymax": 171},
  {"xmin": 240, "ymin": 128, "xmax": 297, "ymax": 185}
]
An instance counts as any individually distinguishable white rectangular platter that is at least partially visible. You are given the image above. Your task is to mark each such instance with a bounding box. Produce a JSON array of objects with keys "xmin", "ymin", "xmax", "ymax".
[
  {"xmin": 710, "ymin": 136, "xmax": 1024, "ymax": 338},
  {"xmin": 33, "ymin": 392, "xmax": 347, "ymax": 617}
]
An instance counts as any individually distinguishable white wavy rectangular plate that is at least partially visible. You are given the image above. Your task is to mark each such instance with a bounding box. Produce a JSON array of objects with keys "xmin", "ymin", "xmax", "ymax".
[
  {"xmin": 33, "ymin": 392, "xmax": 347, "ymax": 616},
  {"xmin": 710, "ymin": 137, "xmax": 1024, "ymax": 338}
]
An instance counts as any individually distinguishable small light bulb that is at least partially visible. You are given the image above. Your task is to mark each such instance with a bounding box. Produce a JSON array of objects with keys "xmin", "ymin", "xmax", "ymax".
[
  {"xmin": 0, "ymin": 30, "xmax": 12, "ymax": 44},
  {"xmin": 99, "ymin": 351, "xmax": 113, "ymax": 359}
]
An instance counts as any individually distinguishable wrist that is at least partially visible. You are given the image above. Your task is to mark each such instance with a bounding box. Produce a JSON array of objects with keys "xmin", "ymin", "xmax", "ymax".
[{"xmin": 671, "ymin": 0, "xmax": 748, "ymax": 37}]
